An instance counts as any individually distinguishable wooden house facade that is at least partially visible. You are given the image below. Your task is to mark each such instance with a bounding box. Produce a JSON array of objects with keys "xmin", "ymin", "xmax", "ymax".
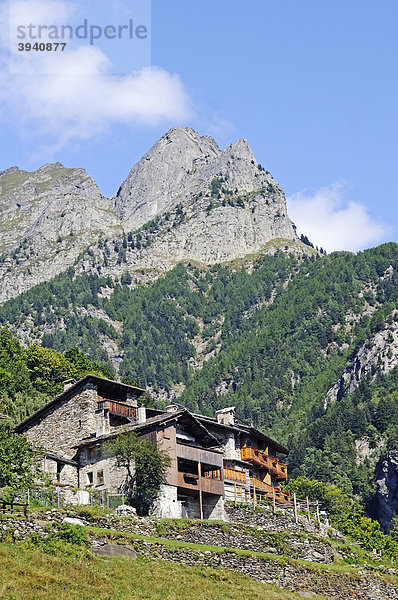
[{"xmin": 15, "ymin": 375, "xmax": 288, "ymax": 517}]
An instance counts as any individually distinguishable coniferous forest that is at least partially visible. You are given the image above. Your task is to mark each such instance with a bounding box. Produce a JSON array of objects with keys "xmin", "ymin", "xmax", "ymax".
[{"xmin": 0, "ymin": 242, "xmax": 397, "ymax": 508}]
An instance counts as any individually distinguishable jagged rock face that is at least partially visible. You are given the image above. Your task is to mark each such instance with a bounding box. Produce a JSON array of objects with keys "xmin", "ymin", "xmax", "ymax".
[
  {"xmin": 114, "ymin": 127, "xmax": 221, "ymax": 230},
  {"xmin": 0, "ymin": 163, "xmax": 120, "ymax": 254},
  {"xmin": 0, "ymin": 127, "xmax": 299, "ymax": 303},
  {"xmin": 324, "ymin": 309, "xmax": 398, "ymax": 407},
  {"xmin": 374, "ymin": 449, "xmax": 398, "ymax": 531},
  {"xmin": 0, "ymin": 163, "xmax": 122, "ymax": 302},
  {"xmin": 114, "ymin": 126, "xmax": 297, "ymax": 241}
]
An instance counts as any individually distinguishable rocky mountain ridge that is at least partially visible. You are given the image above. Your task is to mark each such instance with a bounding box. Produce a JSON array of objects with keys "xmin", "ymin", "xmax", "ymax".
[
  {"xmin": 0, "ymin": 127, "xmax": 301, "ymax": 304},
  {"xmin": 324, "ymin": 309, "xmax": 398, "ymax": 407}
]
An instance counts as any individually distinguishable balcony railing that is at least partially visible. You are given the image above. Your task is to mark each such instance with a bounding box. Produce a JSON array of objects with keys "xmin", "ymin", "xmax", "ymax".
[
  {"xmin": 177, "ymin": 471, "xmax": 224, "ymax": 495},
  {"xmin": 223, "ymin": 467, "xmax": 246, "ymax": 483},
  {"xmin": 240, "ymin": 447, "xmax": 268, "ymax": 468},
  {"xmin": 241, "ymin": 447, "xmax": 287, "ymax": 481},
  {"xmin": 97, "ymin": 400, "xmax": 137, "ymax": 420},
  {"xmin": 268, "ymin": 457, "xmax": 288, "ymax": 481},
  {"xmin": 250, "ymin": 476, "xmax": 290, "ymax": 504},
  {"xmin": 204, "ymin": 469, "xmax": 222, "ymax": 480}
]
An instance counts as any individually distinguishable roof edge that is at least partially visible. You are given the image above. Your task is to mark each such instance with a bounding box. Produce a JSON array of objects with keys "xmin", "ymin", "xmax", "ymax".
[{"xmin": 15, "ymin": 374, "xmax": 145, "ymax": 432}]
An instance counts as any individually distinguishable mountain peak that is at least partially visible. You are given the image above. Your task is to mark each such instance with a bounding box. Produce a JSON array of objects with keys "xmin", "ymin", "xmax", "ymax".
[
  {"xmin": 0, "ymin": 166, "xmax": 21, "ymax": 179},
  {"xmin": 114, "ymin": 127, "xmax": 221, "ymax": 229},
  {"xmin": 0, "ymin": 126, "xmax": 300, "ymax": 303}
]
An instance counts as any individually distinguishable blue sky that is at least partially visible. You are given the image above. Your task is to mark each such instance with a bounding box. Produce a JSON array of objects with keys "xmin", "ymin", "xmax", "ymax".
[{"xmin": 0, "ymin": 0, "xmax": 397, "ymax": 252}]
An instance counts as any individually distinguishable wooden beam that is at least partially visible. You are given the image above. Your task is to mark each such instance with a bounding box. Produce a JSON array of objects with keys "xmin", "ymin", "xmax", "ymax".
[
  {"xmin": 293, "ymin": 492, "xmax": 298, "ymax": 524},
  {"xmin": 198, "ymin": 460, "xmax": 203, "ymax": 520}
]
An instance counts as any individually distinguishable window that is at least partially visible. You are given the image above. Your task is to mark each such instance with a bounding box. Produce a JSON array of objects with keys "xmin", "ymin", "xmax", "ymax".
[
  {"xmin": 78, "ymin": 419, "xmax": 82, "ymax": 428},
  {"xmin": 97, "ymin": 470, "xmax": 104, "ymax": 486},
  {"xmin": 90, "ymin": 447, "xmax": 96, "ymax": 460},
  {"xmin": 87, "ymin": 472, "xmax": 93, "ymax": 485}
]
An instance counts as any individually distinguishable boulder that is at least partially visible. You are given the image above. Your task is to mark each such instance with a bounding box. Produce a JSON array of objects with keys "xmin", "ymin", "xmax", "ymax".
[{"xmin": 63, "ymin": 517, "xmax": 85, "ymax": 526}]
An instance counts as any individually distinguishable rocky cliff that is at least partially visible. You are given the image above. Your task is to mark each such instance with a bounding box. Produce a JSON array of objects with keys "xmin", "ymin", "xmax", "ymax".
[
  {"xmin": 374, "ymin": 449, "xmax": 398, "ymax": 531},
  {"xmin": 323, "ymin": 308, "xmax": 398, "ymax": 408},
  {"xmin": 0, "ymin": 163, "xmax": 122, "ymax": 302},
  {"xmin": 0, "ymin": 127, "xmax": 300, "ymax": 303}
]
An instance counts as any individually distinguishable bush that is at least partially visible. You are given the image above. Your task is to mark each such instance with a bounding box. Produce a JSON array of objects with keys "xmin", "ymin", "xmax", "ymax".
[
  {"xmin": 286, "ymin": 477, "xmax": 398, "ymax": 559},
  {"xmin": 57, "ymin": 523, "xmax": 88, "ymax": 546},
  {"xmin": 23, "ymin": 524, "xmax": 89, "ymax": 558}
]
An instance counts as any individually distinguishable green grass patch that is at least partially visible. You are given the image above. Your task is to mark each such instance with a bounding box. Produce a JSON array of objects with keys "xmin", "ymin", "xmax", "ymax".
[
  {"xmin": 0, "ymin": 542, "xmax": 327, "ymax": 600},
  {"xmin": 85, "ymin": 524, "xmax": 378, "ymax": 577}
]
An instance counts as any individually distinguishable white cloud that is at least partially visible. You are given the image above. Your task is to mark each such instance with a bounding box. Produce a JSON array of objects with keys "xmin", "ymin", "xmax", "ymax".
[
  {"xmin": 287, "ymin": 183, "xmax": 393, "ymax": 253},
  {"xmin": 0, "ymin": 0, "xmax": 194, "ymax": 146}
]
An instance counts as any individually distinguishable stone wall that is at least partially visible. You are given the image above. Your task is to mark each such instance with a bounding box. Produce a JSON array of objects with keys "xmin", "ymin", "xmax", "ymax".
[
  {"xmin": 225, "ymin": 503, "xmax": 325, "ymax": 535},
  {"xmin": 22, "ymin": 383, "xmax": 98, "ymax": 459},
  {"xmin": 0, "ymin": 510, "xmax": 398, "ymax": 600},
  {"xmin": 123, "ymin": 540, "xmax": 398, "ymax": 600},
  {"xmin": 78, "ymin": 446, "xmax": 126, "ymax": 494},
  {"xmin": 203, "ymin": 494, "xmax": 225, "ymax": 520},
  {"xmin": 152, "ymin": 485, "xmax": 182, "ymax": 518}
]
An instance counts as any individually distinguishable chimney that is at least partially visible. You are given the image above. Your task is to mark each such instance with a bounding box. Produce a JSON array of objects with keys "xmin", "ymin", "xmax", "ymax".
[
  {"xmin": 96, "ymin": 409, "xmax": 110, "ymax": 438},
  {"xmin": 63, "ymin": 379, "xmax": 76, "ymax": 392},
  {"xmin": 165, "ymin": 404, "xmax": 180, "ymax": 413},
  {"xmin": 216, "ymin": 406, "xmax": 236, "ymax": 426},
  {"xmin": 138, "ymin": 405, "xmax": 146, "ymax": 424}
]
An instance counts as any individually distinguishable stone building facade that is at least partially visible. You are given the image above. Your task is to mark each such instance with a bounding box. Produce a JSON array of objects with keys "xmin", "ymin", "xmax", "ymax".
[{"xmin": 15, "ymin": 375, "xmax": 289, "ymax": 518}]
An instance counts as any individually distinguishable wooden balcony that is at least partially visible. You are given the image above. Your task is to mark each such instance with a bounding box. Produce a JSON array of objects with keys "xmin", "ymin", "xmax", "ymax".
[
  {"xmin": 250, "ymin": 477, "xmax": 290, "ymax": 504},
  {"xmin": 177, "ymin": 471, "xmax": 224, "ymax": 495},
  {"xmin": 223, "ymin": 467, "xmax": 246, "ymax": 484},
  {"xmin": 240, "ymin": 447, "xmax": 268, "ymax": 468},
  {"xmin": 268, "ymin": 457, "xmax": 288, "ymax": 481},
  {"xmin": 97, "ymin": 400, "xmax": 137, "ymax": 420},
  {"xmin": 176, "ymin": 444, "xmax": 223, "ymax": 468},
  {"xmin": 241, "ymin": 447, "xmax": 288, "ymax": 481},
  {"xmin": 276, "ymin": 462, "xmax": 288, "ymax": 481}
]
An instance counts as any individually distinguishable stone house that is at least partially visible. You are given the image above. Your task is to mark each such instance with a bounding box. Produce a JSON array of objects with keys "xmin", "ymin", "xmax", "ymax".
[{"xmin": 15, "ymin": 375, "xmax": 289, "ymax": 517}]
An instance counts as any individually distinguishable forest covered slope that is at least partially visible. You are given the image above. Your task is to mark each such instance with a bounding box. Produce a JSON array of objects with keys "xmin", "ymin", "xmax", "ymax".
[{"xmin": 0, "ymin": 242, "xmax": 397, "ymax": 524}]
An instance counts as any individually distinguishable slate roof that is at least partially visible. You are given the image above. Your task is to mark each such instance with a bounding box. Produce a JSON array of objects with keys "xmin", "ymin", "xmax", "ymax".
[
  {"xmin": 195, "ymin": 414, "xmax": 289, "ymax": 456},
  {"xmin": 76, "ymin": 408, "xmax": 222, "ymax": 451}
]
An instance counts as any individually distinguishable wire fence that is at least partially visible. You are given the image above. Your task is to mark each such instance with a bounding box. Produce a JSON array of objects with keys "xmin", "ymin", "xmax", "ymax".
[{"xmin": 245, "ymin": 489, "xmax": 328, "ymax": 525}]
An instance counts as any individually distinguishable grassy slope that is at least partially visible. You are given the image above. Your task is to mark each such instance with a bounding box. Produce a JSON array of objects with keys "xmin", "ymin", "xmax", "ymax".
[{"xmin": 0, "ymin": 542, "xmax": 324, "ymax": 600}]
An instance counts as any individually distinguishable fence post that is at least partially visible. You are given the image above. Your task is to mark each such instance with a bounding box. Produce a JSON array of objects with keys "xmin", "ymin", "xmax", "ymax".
[
  {"xmin": 272, "ymin": 487, "xmax": 276, "ymax": 516},
  {"xmin": 27, "ymin": 489, "xmax": 30, "ymax": 507},
  {"xmin": 57, "ymin": 487, "xmax": 60, "ymax": 508},
  {"xmin": 306, "ymin": 496, "xmax": 311, "ymax": 522},
  {"xmin": 253, "ymin": 483, "xmax": 256, "ymax": 508},
  {"xmin": 293, "ymin": 493, "xmax": 298, "ymax": 524},
  {"xmin": 316, "ymin": 500, "xmax": 320, "ymax": 524},
  {"xmin": 234, "ymin": 481, "xmax": 237, "ymax": 506}
]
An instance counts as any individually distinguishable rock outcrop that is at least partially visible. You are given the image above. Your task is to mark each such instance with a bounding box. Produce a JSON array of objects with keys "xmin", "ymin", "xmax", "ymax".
[
  {"xmin": 374, "ymin": 449, "xmax": 398, "ymax": 531},
  {"xmin": 114, "ymin": 127, "xmax": 296, "ymax": 241},
  {"xmin": 323, "ymin": 309, "xmax": 398, "ymax": 408},
  {"xmin": 0, "ymin": 127, "xmax": 300, "ymax": 303},
  {"xmin": 0, "ymin": 163, "xmax": 122, "ymax": 302}
]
